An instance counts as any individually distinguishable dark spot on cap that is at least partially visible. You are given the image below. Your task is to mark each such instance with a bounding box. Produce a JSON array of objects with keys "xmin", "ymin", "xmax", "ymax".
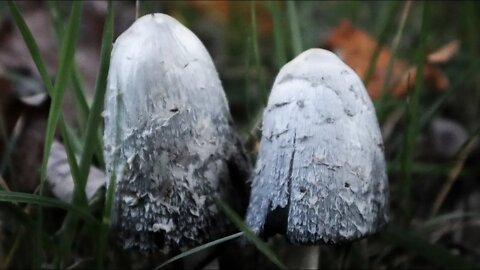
[
  {"xmin": 344, "ymin": 182, "xmax": 350, "ymax": 188},
  {"xmin": 296, "ymin": 100, "xmax": 305, "ymax": 108},
  {"xmin": 326, "ymin": 117, "xmax": 335, "ymax": 123}
]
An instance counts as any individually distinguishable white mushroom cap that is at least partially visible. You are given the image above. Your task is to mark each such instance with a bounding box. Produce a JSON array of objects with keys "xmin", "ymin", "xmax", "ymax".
[
  {"xmin": 104, "ymin": 13, "xmax": 250, "ymax": 252},
  {"xmin": 246, "ymin": 48, "xmax": 389, "ymax": 244}
]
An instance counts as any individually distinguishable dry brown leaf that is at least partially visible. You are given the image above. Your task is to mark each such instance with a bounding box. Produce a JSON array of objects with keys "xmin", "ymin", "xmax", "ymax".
[
  {"xmin": 325, "ymin": 20, "xmax": 408, "ymax": 99},
  {"xmin": 188, "ymin": 1, "xmax": 230, "ymax": 24},
  {"xmin": 187, "ymin": 1, "xmax": 272, "ymax": 35},
  {"xmin": 325, "ymin": 19, "xmax": 452, "ymax": 99},
  {"xmin": 427, "ymin": 40, "xmax": 460, "ymax": 64}
]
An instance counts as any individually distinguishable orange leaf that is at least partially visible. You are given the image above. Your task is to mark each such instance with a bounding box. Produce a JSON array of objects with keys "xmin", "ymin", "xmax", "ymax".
[
  {"xmin": 325, "ymin": 20, "xmax": 408, "ymax": 99},
  {"xmin": 186, "ymin": 1, "xmax": 273, "ymax": 35},
  {"xmin": 188, "ymin": 1, "xmax": 229, "ymax": 24},
  {"xmin": 325, "ymin": 19, "xmax": 450, "ymax": 99},
  {"xmin": 427, "ymin": 40, "xmax": 460, "ymax": 64}
]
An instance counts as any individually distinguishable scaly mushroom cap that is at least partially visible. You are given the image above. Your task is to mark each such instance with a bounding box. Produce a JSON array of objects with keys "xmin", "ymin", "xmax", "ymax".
[
  {"xmin": 246, "ymin": 48, "xmax": 389, "ymax": 244},
  {"xmin": 103, "ymin": 13, "xmax": 250, "ymax": 253}
]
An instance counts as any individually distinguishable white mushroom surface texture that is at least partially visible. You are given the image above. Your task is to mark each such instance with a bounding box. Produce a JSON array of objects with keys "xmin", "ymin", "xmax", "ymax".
[
  {"xmin": 246, "ymin": 48, "xmax": 389, "ymax": 244},
  {"xmin": 103, "ymin": 13, "xmax": 250, "ymax": 253}
]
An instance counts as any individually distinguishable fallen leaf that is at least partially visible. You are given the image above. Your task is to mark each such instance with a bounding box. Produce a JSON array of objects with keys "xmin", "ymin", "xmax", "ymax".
[
  {"xmin": 325, "ymin": 19, "xmax": 452, "ymax": 99},
  {"xmin": 427, "ymin": 40, "xmax": 460, "ymax": 64},
  {"xmin": 188, "ymin": 1, "xmax": 230, "ymax": 24},
  {"xmin": 186, "ymin": 1, "xmax": 273, "ymax": 35},
  {"xmin": 325, "ymin": 20, "xmax": 408, "ymax": 99}
]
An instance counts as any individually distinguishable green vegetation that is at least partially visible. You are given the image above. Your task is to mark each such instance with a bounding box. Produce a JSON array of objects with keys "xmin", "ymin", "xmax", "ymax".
[{"xmin": 0, "ymin": 1, "xmax": 479, "ymax": 269}]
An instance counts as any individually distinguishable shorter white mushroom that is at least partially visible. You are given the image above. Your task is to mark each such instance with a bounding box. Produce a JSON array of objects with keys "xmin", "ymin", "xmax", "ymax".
[{"xmin": 246, "ymin": 49, "xmax": 389, "ymax": 244}]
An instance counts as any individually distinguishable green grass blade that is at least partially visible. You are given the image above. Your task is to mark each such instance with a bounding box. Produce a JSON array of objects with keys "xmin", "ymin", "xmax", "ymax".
[
  {"xmin": 286, "ymin": 0, "xmax": 302, "ymax": 56},
  {"xmin": 154, "ymin": 232, "xmax": 244, "ymax": 270},
  {"xmin": 94, "ymin": 4, "xmax": 115, "ymax": 256},
  {"xmin": 39, "ymin": 0, "xmax": 82, "ymax": 190},
  {"xmin": 58, "ymin": 120, "xmax": 88, "ymax": 207},
  {"xmin": 0, "ymin": 191, "xmax": 97, "ymax": 224},
  {"xmin": 364, "ymin": 1, "xmax": 400, "ymax": 86},
  {"xmin": 244, "ymin": 36, "xmax": 253, "ymax": 121},
  {"xmin": 47, "ymin": 1, "xmax": 105, "ymax": 167},
  {"xmin": 7, "ymin": 1, "xmax": 54, "ymax": 94},
  {"xmin": 215, "ymin": 198, "xmax": 287, "ymax": 270},
  {"xmin": 78, "ymin": 0, "xmax": 113, "ymax": 184},
  {"xmin": 381, "ymin": 224, "xmax": 478, "ymax": 269},
  {"xmin": 70, "ymin": 68, "xmax": 90, "ymax": 127},
  {"xmin": 375, "ymin": 1, "xmax": 412, "ymax": 123},
  {"xmin": 7, "ymin": 2, "xmax": 83, "ymax": 151},
  {"xmin": 266, "ymin": 1, "xmax": 287, "ymax": 69},
  {"xmin": 55, "ymin": 1, "xmax": 113, "ymax": 266},
  {"xmin": 0, "ymin": 116, "xmax": 18, "ymax": 176},
  {"xmin": 95, "ymin": 161, "xmax": 116, "ymax": 268},
  {"xmin": 399, "ymin": 1, "xmax": 428, "ymax": 222},
  {"xmin": 464, "ymin": 1, "xmax": 478, "ymax": 59},
  {"xmin": 46, "ymin": 1, "xmax": 89, "ymax": 126},
  {"xmin": 8, "ymin": 1, "xmax": 85, "ymax": 183},
  {"xmin": 251, "ymin": 1, "xmax": 268, "ymax": 106},
  {"xmin": 419, "ymin": 61, "xmax": 480, "ymax": 131},
  {"xmin": 0, "ymin": 203, "xmax": 56, "ymax": 249},
  {"xmin": 7, "ymin": 1, "xmax": 83, "ymax": 266},
  {"xmin": 39, "ymin": 7, "xmax": 84, "ymax": 264}
]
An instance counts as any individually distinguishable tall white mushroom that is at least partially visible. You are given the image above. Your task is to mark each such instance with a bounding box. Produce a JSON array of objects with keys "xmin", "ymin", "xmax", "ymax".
[
  {"xmin": 246, "ymin": 49, "xmax": 389, "ymax": 244},
  {"xmin": 103, "ymin": 14, "xmax": 250, "ymax": 253}
]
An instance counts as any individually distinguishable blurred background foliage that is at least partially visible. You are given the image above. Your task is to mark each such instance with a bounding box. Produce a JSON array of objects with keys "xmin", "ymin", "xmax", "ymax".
[{"xmin": 0, "ymin": 1, "xmax": 479, "ymax": 269}]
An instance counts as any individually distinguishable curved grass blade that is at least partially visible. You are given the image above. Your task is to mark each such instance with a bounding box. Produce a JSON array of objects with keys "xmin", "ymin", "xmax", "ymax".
[
  {"xmin": 42, "ymin": 3, "xmax": 84, "ymax": 265},
  {"xmin": 375, "ymin": 1, "xmax": 412, "ymax": 123},
  {"xmin": 0, "ymin": 203, "xmax": 55, "ymax": 249},
  {"xmin": 95, "ymin": 161, "xmax": 116, "ymax": 268},
  {"xmin": 94, "ymin": 23, "xmax": 117, "ymax": 262},
  {"xmin": 56, "ymin": 1, "xmax": 113, "ymax": 266},
  {"xmin": 7, "ymin": 1, "xmax": 52, "ymax": 93},
  {"xmin": 47, "ymin": 1, "xmax": 89, "ymax": 128},
  {"xmin": 0, "ymin": 191, "xmax": 97, "ymax": 225},
  {"xmin": 399, "ymin": 1, "xmax": 428, "ymax": 222},
  {"xmin": 59, "ymin": 120, "xmax": 88, "ymax": 207},
  {"xmin": 8, "ymin": 0, "xmax": 83, "ymax": 192},
  {"xmin": 154, "ymin": 232, "xmax": 244, "ymax": 270},
  {"xmin": 78, "ymin": 0, "xmax": 113, "ymax": 184},
  {"xmin": 7, "ymin": 1, "xmax": 84, "ymax": 266},
  {"xmin": 47, "ymin": 1, "xmax": 105, "ymax": 167},
  {"xmin": 40, "ymin": 0, "xmax": 82, "ymax": 187},
  {"xmin": 215, "ymin": 198, "xmax": 287, "ymax": 270},
  {"xmin": 363, "ymin": 1, "xmax": 401, "ymax": 86}
]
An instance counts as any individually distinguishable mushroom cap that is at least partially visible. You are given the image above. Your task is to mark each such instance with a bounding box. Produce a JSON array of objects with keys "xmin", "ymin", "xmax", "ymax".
[
  {"xmin": 104, "ymin": 13, "xmax": 250, "ymax": 252},
  {"xmin": 246, "ymin": 48, "xmax": 389, "ymax": 244}
]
